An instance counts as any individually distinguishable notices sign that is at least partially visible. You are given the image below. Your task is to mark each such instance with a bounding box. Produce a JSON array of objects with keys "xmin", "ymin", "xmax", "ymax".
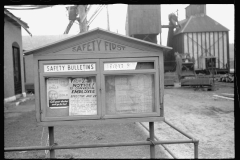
[
  {"xmin": 104, "ymin": 62, "xmax": 137, "ymax": 71},
  {"xmin": 69, "ymin": 77, "xmax": 97, "ymax": 116},
  {"xmin": 47, "ymin": 78, "xmax": 70, "ymax": 108}
]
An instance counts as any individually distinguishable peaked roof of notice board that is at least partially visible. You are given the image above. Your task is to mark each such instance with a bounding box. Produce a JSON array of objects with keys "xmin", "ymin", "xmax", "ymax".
[
  {"xmin": 24, "ymin": 28, "xmax": 172, "ymax": 55},
  {"xmin": 174, "ymin": 14, "xmax": 229, "ymax": 35}
]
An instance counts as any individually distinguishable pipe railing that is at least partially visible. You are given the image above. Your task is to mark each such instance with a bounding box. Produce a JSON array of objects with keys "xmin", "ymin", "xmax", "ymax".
[
  {"xmin": 5, "ymin": 121, "xmax": 199, "ymax": 159},
  {"xmin": 139, "ymin": 120, "xmax": 199, "ymax": 159}
]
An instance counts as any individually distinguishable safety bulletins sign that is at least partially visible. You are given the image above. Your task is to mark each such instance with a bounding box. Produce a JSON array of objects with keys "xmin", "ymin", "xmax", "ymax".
[{"xmin": 44, "ymin": 63, "xmax": 96, "ymax": 72}]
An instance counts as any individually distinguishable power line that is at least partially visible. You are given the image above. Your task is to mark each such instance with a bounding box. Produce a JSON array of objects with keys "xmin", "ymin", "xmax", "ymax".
[
  {"xmin": 87, "ymin": 5, "xmax": 105, "ymax": 27},
  {"xmin": 4, "ymin": 5, "xmax": 55, "ymax": 10}
]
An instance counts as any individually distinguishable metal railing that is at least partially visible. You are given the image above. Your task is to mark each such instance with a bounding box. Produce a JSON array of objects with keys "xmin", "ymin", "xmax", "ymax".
[
  {"xmin": 139, "ymin": 120, "xmax": 199, "ymax": 159},
  {"xmin": 5, "ymin": 121, "xmax": 199, "ymax": 159}
]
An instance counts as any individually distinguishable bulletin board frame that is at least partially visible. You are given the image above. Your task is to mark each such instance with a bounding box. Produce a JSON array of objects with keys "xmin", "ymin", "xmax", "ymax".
[
  {"xmin": 33, "ymin": 51, "xmax": 166, "ymax": 126},
  {"xmin": 100, "ymin": 57, "xmax": 160, "ymax": 119},
  {"xmin": 37, "ymin": 56, "xmax": 161, "ymax": 123},
  {"xmin": 39, "ymin": 59, "xmax": 101, "ymax": 122}
]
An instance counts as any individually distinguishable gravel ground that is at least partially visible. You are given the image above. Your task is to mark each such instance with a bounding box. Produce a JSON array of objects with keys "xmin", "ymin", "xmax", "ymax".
[{"xmin": 142, "ymin": 82, "xmax": 235, "ymax": 158}]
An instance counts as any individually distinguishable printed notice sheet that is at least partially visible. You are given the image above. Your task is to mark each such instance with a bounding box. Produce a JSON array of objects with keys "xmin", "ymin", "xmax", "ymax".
[
  {"xmin": 114, "ymin": 75, "xmax": 153, "ymax": 113},
  {"xmin": 69, "ymin": 77, "xmax": 97, "ymax": 116},
  {"xmin": 47, "ymin": 78, "xmax": 70, "ymax": 108}
]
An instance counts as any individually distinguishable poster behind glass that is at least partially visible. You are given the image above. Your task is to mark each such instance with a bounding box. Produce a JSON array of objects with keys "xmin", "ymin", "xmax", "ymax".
[
  {"xmin": 105, "ymin": 74, "xmax": 155, "ymax": 115},
  {"xmin": 46, "ymin": 77, "xmax": 97, "ymax": 116}
]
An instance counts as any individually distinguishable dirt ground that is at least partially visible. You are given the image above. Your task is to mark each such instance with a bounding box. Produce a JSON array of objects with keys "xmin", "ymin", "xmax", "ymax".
[
  {"xmin": 4, "ymin": 97, "xmax": 168, "ymax": 159},
  {"xmin": 142, "ymin": 81, "xmax": 235, "ymax": 158},
  {"xmin": 4, "ymin": 82, "xmax": 235, "ymax": 158}
]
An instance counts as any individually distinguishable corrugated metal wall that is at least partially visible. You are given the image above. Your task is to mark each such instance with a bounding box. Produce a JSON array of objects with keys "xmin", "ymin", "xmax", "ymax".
[{"xmin": 173, "ymin": 31, "xmax": 229, "ymax": 70}]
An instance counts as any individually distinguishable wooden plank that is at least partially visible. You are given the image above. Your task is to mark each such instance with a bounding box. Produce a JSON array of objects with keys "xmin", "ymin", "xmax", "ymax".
[
  {"xmin": 188, "ymin": 33, "xmax": 193, "ymax": 56},
  {"xmin": 206, "ymin": 32, "xmax": 210, "ymax": 56},
  {"xmin": 159, "ymin": 52, "xmax": 164, "ymax": 107},
  {"xmin": 35, "ymin": 52, "xmax": 161, "ymax": 60},
  {"xmin": 223, "ymin": 32, "xmax": 228, "ymax": 69},
  {"xmin": 213, "ymin": 32, "xmax": 216, "ymax": 57},
  {"xmin": 219, "ymin": 32, "xmax": 223, "ymax": 68},
  {"xmin": 221, "ymin": 93, "xmax": 234, "ymax": 98},
  {"xmin": 181, "ymin": 78, "xmax": 211, "ymax": 86},
  {"xmin": 192, "ymin": 33, "xmax": 194, "ymax": 59},
  {"xmin": 187, "ymin": 33, "xmax": 190, "ymax": 53},
  {"xmin": 214, "ymin": 32, "xmax": 219, "ymax": 68},
  {"xmin": 197, "ymin": 33, "xmax": 202, "ymax": 69},
  {"xmin": 201, "ymin": 32, "xmax": 206, "ymax": 57},
  {"xmin": 213, "ymin": 95, "xmax": 234, "ymax": 100},
  {"xmin": 193, "ymin": 33, "xmax": 198, "ymax": 69},
  {"xmin": 222, "ymin": 31, "xmax": 225, "ymax": 68},
  {"xmin": 226, "ymin": 32, "xmax": 230, "ymax": 71},
  {"xmin": 210, "ymin": 32, "xmax": 214, "ymax": 57},
  {"xmin": 205, "ymin": 32, "xmax": 207, "ymax": 57},
  {"xmin": 34, "ymin": 57, "xmax": 41, "ymax": 122},
  {"xmin": 100, "ymin": 59, "xmax": 106, "ymax": 117},
  {"xmin": 37, "ymin": 117, "xmax": 165, "ymax": 126}
]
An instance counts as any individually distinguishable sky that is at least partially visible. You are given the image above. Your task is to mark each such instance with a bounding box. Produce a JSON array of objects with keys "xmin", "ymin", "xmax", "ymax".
[{"xmin": 8, "ymin": 4, "xmax": 234, "ymax": 46}]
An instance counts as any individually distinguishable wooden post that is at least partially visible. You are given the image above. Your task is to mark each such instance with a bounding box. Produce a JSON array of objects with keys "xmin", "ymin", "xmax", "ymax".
[
  {"xmin": 149, "ymin": 122, "xmax": 155, "ymax": 158},
  {"xmin": 48, "ymin": 126, "xmax": 55, "ymax": 158}
]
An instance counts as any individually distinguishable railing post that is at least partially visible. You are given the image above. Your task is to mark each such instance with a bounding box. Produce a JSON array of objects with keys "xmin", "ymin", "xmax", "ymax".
[
  {"xmin": 48, "ymin": 126, "xmax": 55, "ymax": 158},
  {"xmin": 194, "ymin": 140, "xmax": 199, "ymax": 159},
  {"xmin": 149, "ymin": 122, "xmax": 155, "ymax": 158}
]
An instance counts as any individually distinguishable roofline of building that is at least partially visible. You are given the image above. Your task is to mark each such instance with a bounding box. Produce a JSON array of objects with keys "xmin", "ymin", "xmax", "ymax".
[
  {"xmin": 174, "ymin": 14, "xmax": 229, "ymax": 35},
  {"xmin": 24, "ymin": 28, "xmax": 172, "ymax": 55},
  {"xmin": 4, "ymin": 9, "xmax": 32, "ymax": 36}
]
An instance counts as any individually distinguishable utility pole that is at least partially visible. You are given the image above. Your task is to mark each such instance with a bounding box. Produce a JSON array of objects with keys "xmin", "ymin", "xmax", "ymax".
[
  {"xmin": 106, "ymin": 5, "xmax": 110, "ymax": 31},
  {"xmin": 77, "ymin": 5, "xmax": 88, "ymax": 33}
]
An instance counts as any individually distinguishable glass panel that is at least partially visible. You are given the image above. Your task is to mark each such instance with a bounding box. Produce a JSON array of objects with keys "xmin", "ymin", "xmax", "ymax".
[
  {"xmin": 104, "ymin": 62, "xmax": 154, "ymax": 71},
  {"xmin": 46, "ymin": 76, "xmax": 97, "ymax": 117},
  {"xmin": 105, "ymin": 74, "xmax": 155, "ymax": 115}
]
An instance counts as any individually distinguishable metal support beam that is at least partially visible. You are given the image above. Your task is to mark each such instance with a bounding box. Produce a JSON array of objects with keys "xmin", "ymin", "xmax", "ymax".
[
  {"xmin": 48, "ymin": 126, "xmax": 55, "ymax": 158},
  {"xmin": 164, "ymin": 120, "xmax": 196, "ymax": 140},
  {"xmin": 4, "ymin": 139, "xmax": 197, "ymax": 152},
  {"xmin": 162, "ymin": 25, "xmax": 176, "ymax": 28},
  {"xmin": 149, "ymin": 122, "xmax": 155, "ymax": 158},
  {"xmin": 194, "ymin": 140, "xmax": 199, "ymax": 159},
  {"xmin": 138, "ymin": 122, "xmax": 177, "ymax": 158}
]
